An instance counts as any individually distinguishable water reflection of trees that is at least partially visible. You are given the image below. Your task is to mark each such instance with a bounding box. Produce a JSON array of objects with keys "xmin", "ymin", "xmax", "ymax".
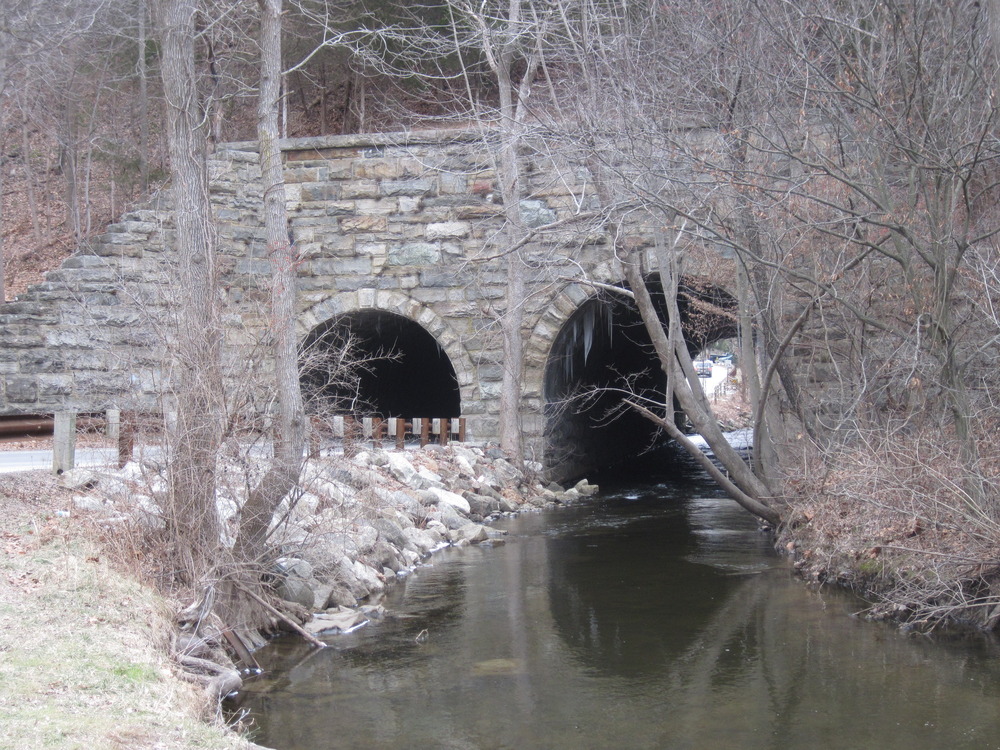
[
  {"xmin": 546, "ymin": 502, "xmax": 736, "ymax": 676},
  {"xmin": 548, "ymin": 551, "xmax": 1000, "ymax": 747}
]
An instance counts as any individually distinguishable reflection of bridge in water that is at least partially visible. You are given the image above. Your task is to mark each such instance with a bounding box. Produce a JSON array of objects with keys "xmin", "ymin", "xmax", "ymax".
[
  {"xmin": 0, "ymin": 129, "xmax": 741, "ymax": 479},
  {"xmin": 239, "ymin": 468, "xmax": 1000, "ymax": 749}
]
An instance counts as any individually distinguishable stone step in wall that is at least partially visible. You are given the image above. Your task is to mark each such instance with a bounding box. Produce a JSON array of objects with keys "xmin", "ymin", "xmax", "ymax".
[{"xmin": 0, "ymin": 207, "xmax": 176, "ymax": 414}]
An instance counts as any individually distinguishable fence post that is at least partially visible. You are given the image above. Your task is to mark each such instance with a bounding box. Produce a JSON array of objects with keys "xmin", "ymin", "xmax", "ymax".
[
  {"xmin": 395, "ymin": 418, "xmax": 406, "ymax": 450},
  {"xmin": 344, "ymin": 416, "xmax": 359, "ymax": 458},
  {"xmin": 105, "ymin": 409, "xmax": 121, "ymax": 442},
  {"xmin": 117, "ymin": 411, "xmax": 137, "ymax": 468},
  {"xmin": 53, "ymin": 411, "xmax": 77, "ymax": 474}
]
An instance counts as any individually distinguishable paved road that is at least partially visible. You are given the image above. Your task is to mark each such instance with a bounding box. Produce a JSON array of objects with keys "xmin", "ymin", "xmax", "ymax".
[
  {"xmin": 0, "ymin": 447, "xmax": 118, "ymax": 474},
  {"xmin": 700, "ymin": 363, "xmax": 731, "ymax": 395}
]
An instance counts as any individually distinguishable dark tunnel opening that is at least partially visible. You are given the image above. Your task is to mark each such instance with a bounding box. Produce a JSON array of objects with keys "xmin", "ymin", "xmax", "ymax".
[
  {"xmin": 543, "ymin": 276, "xmax": 737, "ymax": 481},
  {"xmin": 300, "ymin": 311, "xmax": 461, "ymax": 418}
]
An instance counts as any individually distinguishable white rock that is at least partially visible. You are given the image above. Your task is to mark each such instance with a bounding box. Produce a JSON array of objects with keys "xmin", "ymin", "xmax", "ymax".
[
  {"xmin": 432, "ymin": 502, "xmax": 467, "ymax": 530},
  {"xmin": 290, "ymin": 491, "xmax": 321, "ymax": 519},
  {"xmin": 450, "ymin": 444, "xmax": 482, "ymax": 466},
  {"xmin": 352, "ymin": 561, "xmax": 385, "ymax": 594},
  {"xmin": 427, "ymin": 487, "xmax": 471, "ymax": 514},
  {"xmin": 454, "ymin": 455, "xmax": 476, "ymax": 478},
  {"xmin": 59, "ymin": 469, "xmax": 98, "ymax": 491},
  {"xmin": 402, "ymin": 526, "xmax": 437, "ymax": 555},
  {"xmin": 400, "ymin": 548, "xmax": 421, "ymax": 567},
  {"xmin": 453, "ymin": 523, "xmax": 490, "ymax": 544},
  {"xmin": 386, "ymin": 453, "xmax": 417, "ymax": 484},
  {"xmin": 72, "ymin": 494, "xmax": 109, "ymax": 513},
  {"xmin": 310, "ymin": 478, "xmax": 353, "ymax": 507},
  {"xmin": 416, "ymin": 467, "xmax": 444, "ymax": 489},
  {"xmin": 276, "ymin": 557, "xmax": 314, "ymax": 579},
  {"xmin": 426, "ymin": 221, "xmax": 470, "ymax": 239}
]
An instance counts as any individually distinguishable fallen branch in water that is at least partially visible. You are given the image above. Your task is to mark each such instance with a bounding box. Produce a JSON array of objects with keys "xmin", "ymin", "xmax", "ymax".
[{"xmin": 235, "ymin": 582, "xmax": 328, "ymax": 649}]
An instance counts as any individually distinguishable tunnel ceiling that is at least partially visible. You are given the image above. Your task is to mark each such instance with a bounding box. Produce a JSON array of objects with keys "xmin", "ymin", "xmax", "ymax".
[
  {"xmin": 300, "ymin": 311, "xmax": 460, "ymax": 418},
  {"xmin": 543, "ymin": 275, "xmax": 737, "ymax": 479}
]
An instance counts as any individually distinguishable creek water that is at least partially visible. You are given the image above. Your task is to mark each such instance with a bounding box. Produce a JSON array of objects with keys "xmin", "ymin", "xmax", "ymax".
[{"xmin": 235, "ymin": 448, "xmax": 1000, "ymax": 749}]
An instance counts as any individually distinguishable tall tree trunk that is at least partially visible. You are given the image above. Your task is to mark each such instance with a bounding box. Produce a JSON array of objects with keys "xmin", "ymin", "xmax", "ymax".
[
  {"xmin": 490, "ymin": 3, "xmax": 540, "ymax": 465},
  {"xmin": 496, "ymin": 64, "xmax": 526, "ymax": 461},
  {"xmin": 60, "ymin": 95, "xmax": 80, "ymax": 241},
  {"xmin": 0, "ymin": 138, "xmax": 4, "ymax": 303},
  {"xmin": 155, "ymin": 0, "xmax": 224, "ymax": 583},
  {"xmin": 233, "ymin": 0, "xmax": 306, "ymax": 566},
  {"xmin": 499, "ymin": 237, "xmax": 526, "ymax": 461},
  {"xmin": 989, "ymin": 0, "xmax": 1000, "ymax": 68},
  {"xmin": 0, "ymin": 33, "xmax": 6, "ymax": 304},
  {"xmin": 22, "ymin": 114, "xmax": 42, "ymax": 243},
  {"xmin": 138, "ymin": 0, "xmax": 150, "ymax": 192}
]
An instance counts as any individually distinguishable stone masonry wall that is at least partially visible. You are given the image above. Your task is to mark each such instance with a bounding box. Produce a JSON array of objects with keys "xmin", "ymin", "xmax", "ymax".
[
  {"xmin": 0, "ymin": 129, "xmax": 639, "ymax": 463},
  {"xmin": 0, "ymin": 127, "xmax": 835, "ymax": 472}
]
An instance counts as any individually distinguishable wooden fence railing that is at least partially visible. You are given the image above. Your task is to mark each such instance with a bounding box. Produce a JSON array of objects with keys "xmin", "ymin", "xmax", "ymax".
[{"xmin": 309, "ymin": 415, "xmax": 467, "ymax": 457}]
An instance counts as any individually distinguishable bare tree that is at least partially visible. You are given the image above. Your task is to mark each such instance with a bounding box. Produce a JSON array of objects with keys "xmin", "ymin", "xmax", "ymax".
[
  {"xmin": 527, "ymin": 0, "xmax": 1000, "ymax": 532},
  {"xmin": 137, "ymin": 0, "xmax": 151, "ymax": 192},
  {"xmin": 232, "ymin": 0, "xmax": 307, "ymax": 570},
  {"xmin": 155, "ymin": 0, "xmax": 225, "ymax": 583},
  {"xmin": 0, "ymin": 26, "xmax": 7, "ymax": 304},
  {"xmin": 1, "ymin": 0, "xmax": 160, "ymax": 298},
  {"xmin": 514, "ymin": 0, "xmax": 786, "ymax": 520},
  {"xmin": 739, "ymin": 0, "xmax": 1000, "ymax": 511},
  {"xmin": 0, "ymin": 0, "xmax": 92, "ymax": 300},
  {"xmin": 448, "ymin": 1, "xmax": 549, "ymax": 463}
]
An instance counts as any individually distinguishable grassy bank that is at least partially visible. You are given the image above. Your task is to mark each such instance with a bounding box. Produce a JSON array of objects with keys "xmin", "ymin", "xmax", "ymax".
[{"xmin": 0, "ymin": 472, "xmax": 256, "ymax": 750}]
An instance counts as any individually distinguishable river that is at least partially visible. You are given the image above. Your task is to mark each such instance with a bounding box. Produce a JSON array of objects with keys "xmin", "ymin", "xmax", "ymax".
[{"xmin": 234, "ymin": 447, "xmax": 1000, "ymax": 749}]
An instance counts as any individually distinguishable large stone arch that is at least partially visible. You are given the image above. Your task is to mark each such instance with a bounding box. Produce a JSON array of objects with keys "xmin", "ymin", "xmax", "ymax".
[
  {"xmin": 523, "ymin": 260, "xmax": 633, "ymax": 475},
  {"xmin": 524, "ymin": 259, "xmax": 739, "ymax": 479},
  {"xmin": 297, "ymin": 288, "xmax": 479, "ymax": 429},
  {"xmin": 524, "ymin": 259, "xmax": 626, "ymax": 400}
]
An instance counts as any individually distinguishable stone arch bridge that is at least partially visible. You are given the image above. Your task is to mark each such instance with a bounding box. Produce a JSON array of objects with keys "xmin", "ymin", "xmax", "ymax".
[{"xmin": 0, "ymin": 129, "xmax": 751, "ymax": 479}]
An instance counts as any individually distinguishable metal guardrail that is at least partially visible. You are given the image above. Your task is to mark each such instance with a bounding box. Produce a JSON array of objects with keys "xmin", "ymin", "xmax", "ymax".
[{"xmin": 712, "ymin": 373, "xmax": 737, "ymax": 403}]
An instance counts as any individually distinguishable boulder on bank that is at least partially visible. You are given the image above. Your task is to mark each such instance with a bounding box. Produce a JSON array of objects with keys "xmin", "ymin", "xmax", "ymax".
[
  {"xmin": 425, "ymin": 487, "xmax": 471, "ymax": 514},
  {"xmin": 452, "ymin": 522, "xmax": 490, "ymax": 544},
  {"xmin": 275, "ymin": 575, "xmax": 316, "ymax": 610}
]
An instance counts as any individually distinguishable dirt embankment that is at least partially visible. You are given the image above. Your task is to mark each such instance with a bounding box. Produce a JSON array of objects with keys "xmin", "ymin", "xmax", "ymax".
[{"xmin": 777, "ymin": 442, "xmax": 1000, "ymax": 633}]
